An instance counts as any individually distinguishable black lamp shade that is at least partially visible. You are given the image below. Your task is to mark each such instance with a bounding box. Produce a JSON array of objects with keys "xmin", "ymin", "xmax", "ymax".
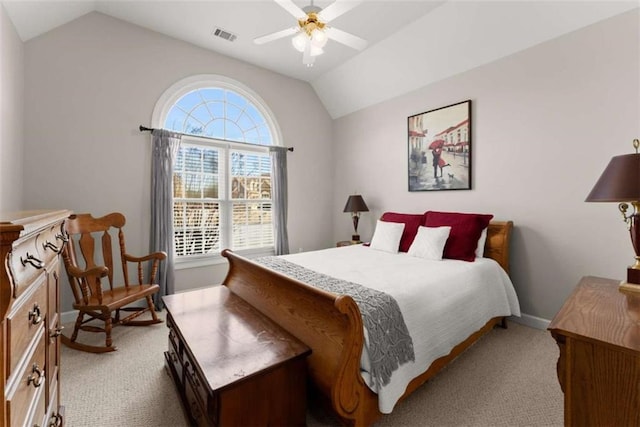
[
  {"xmin": 586, "ymin": 154, "xmax": 640, "ymax": 202},
  {"xmin": 343, "ymin": 195, "xmax": 369, "ymax": 213}
]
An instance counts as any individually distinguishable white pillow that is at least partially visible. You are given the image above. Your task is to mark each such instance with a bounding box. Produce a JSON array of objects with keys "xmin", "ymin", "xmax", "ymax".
[
  {"xmin": 369, "ymin": 220, "xmax": 405, "ymax": 253},
  {"xmin": 407, "ymin": 226, "xmax": 451, "ymax": 260},
  {"xmin": 475, "ymin": 228, "xmax": 488, "ymax": 258}
]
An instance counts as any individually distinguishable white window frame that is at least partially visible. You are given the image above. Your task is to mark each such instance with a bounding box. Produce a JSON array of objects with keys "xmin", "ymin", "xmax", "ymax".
[{"xmin": 152, "ymin": 75, "xmax": 283, "ymax": 269}]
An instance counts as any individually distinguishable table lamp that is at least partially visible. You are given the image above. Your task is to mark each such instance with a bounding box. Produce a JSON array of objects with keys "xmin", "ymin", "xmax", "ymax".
[
  {"xmin": 343, "ymin": 195, "xmax": 369, "ymax": 242},
  {"xmin": 585, "ymin": 138, "xmax": 640, "ymax": 292}
]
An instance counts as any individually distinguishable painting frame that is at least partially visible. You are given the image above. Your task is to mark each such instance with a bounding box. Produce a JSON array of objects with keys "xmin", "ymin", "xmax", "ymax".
[{"xmin": 408, "ymin": 100, "xmax": 472, "ymax": 192}]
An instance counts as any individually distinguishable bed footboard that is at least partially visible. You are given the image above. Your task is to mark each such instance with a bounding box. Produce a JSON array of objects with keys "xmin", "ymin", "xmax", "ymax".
[
  {"xmin": 220, "ymin": 221, "xmax": 513, "ymax": 426},
  {"xmin": 221, "ymin": 249, "xmax": 378, "ymax": 426}
]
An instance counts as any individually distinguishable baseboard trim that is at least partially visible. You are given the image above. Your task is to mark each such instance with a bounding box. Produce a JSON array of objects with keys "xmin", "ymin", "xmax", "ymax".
[
  {"xmin": 61, "ymin": 310, "xmax": 78, "ymax": 325},
  {"xmin": 510, "ymin": 313, "xmax": 550, "ymax": 330},
  {"xmin": 60, "ymin": 294, "xmax": 163, "ymax": 326}
]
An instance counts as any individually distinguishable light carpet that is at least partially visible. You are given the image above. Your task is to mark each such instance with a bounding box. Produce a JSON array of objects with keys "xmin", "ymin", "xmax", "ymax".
[{"xmin": 61, "ymin": 312, "xmax": 563, "ymax": 426}]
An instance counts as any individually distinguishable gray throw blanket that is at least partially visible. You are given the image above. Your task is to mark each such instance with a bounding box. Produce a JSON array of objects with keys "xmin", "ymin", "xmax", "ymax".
[{"xmin": 255, "ymin": 256, "xmax": 415, "ymax": 387}]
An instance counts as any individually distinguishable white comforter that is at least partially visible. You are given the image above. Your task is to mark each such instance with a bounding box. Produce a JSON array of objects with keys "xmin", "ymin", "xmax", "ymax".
[{"xmin": 282, "ymin": 244, "xmax": 520, "ymax": 413}]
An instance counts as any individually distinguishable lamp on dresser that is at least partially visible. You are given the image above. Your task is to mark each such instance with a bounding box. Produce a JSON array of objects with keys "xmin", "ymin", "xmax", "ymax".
[
  {"xmin": 585, "ymin": 138, "xmax": 640, "ymax": 292},
  {"xmin": 343, "ymin": 194, "xmax": 369, "ymax": 243}
]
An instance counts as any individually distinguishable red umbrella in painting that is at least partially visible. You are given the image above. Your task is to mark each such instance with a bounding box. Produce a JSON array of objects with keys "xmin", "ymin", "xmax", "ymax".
[{"xmin": 428, "ymin": 139, "xmax": 445, "ymax": 149}]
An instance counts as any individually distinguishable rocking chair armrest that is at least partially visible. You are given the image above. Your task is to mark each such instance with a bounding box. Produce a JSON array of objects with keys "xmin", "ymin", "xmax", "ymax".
[
  {"xmin": 123, "ymin": 251, "xmax": 167, "ymax": 263},
  {"xmin": 65, "ymin": 264, "xmax": 109, "ymax": 279}
]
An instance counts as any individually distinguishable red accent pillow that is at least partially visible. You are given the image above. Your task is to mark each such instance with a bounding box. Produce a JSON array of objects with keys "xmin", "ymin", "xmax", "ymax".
[
  {"xmin": 423, "ymin": 211, "xmax": 494, "ymax": 262},
  {"xmin": 380, "ymin": 212, "xmax": 424, "ymax": 252}
]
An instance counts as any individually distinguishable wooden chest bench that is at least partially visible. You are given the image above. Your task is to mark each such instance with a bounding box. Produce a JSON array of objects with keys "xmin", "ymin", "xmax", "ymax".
[{"xmin": 163, "ymin": 286, "xmax": 311, "ymax": 426}]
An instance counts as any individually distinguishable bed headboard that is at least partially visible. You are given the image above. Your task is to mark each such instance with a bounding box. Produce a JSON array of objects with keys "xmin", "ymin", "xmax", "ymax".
[{"xmin": 485, "ymin": 221, "xmax": 513, "ymax": 275}]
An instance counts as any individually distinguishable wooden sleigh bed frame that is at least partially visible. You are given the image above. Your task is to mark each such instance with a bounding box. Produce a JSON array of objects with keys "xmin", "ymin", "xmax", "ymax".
[{"xmin": 221, "ymin": 221, "xmax": 513, "ymax": 426}]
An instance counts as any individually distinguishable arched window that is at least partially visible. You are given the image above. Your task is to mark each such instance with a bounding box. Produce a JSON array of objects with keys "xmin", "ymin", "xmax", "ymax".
[
  {"xmin": 164, "ymin": 87, "xmax": 273, "ymax": 145},
  {"xmin": 153, "ymin": 75, "xmax": 282, "ymax": 265}
]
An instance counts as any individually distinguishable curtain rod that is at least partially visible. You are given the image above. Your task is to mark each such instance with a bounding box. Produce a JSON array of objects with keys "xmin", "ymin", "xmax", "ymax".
[{"xmin": 139, "ymin": 125, "xmax": 293, "ymax": 152}]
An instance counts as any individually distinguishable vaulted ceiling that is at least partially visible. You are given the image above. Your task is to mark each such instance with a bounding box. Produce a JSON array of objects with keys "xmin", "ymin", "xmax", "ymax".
[{"xmin": 3, "ymin": 1, "xmax": 637, "ymax": 118}]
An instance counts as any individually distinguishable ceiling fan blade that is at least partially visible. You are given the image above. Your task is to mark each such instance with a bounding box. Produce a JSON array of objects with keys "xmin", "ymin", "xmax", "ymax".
[
  {"xmin": 274, "ymin": 0, "xmax": 307, "ymax": 20},
  {"xmin": 325, "ymin": 27, "xmax": 368, "ymax": 50},
  {"xmin": 254, "ymin": 27, "xmax": 298, "ymax": 45},
  {"xmin": 317, "ymin": 0, "xmax": 364, "ymax": 23}
]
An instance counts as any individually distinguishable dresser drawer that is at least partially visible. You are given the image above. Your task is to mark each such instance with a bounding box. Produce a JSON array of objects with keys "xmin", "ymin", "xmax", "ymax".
[
  {"xmin": 44, "ymin": 375, "xmax": 62, "ymax": 427},
  {"xmin": 167, "ymin": 317, "xmax": 182, "ymax": 360},
  {"xmin": 46, "ymin": 322, "xmax": 61, "ymax": 400},
  {"xmin": 167, "ymin": 338, "xmax": 183, "ymax": 385},
  {"xmin": 7, "ymin": 234, "xmax": 44, "ymax": 298},
  {"xmin": 26, "ymin": 385, "xmax": 46, "ymax": 427},
  {"xmin": 166, "ymin": 315, "xmax": 183, "ymax": 379},
  {"xmin": 185, "ymin": 372, "xmax": 209, "ymax": 427},
  {"xmin": 6, "ymin": 274, "xmax": 48, "ymax": 378},
  {"xmin": 184, "ymin": 355, "xmax": 218, "ymax": 425},
  {"xmin": 6, "ymin": 330, "xmax": 46, "ymax": 427},
  {"xmin": 35, "ymin": 222, "xmax": 66, "ymax": 266},
  {"xmin": 184, "ymin": 358, "xmax": 209, "ymax": 411}
]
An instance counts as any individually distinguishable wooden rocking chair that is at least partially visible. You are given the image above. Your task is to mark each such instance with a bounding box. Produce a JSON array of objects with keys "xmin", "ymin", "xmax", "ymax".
[{"xmin": 61, "ymin": 212, "xmax": 165, "ymax": 353}]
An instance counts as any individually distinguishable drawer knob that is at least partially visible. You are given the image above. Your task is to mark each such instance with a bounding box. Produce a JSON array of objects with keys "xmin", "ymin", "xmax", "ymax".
[
  {"xmin": 20, "ymin": 253, "xmax": 44, "ymax": 269},
  {"xmin": 190, "ymin": 398, "xmax": 202, "ymax": 419},
  {"xmin": 50, "ymin": 326, "xmax": 64, "ymax": 338},
  {"xmin": 27, "ymin": 364, "xmax": 43, "ymax": 388},
  {"xmin": 48, "ymin": 412, "xmax": 63, "ymax": 427},
  {"xmin": 28, "ymin": 304, "xmax": 43, "ymax": 325},
  {"xmin": 187, "ymin": 367, "xmax": 200, "ymax": 387},
  {"xmin": 42, "ymin": 240, "xmax": 61, "ymax": 254}
]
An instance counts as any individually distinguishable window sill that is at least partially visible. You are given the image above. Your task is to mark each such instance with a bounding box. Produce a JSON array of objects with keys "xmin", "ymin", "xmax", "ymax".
[{"xmin": 175, "ymin": 248, "xmax": 276, "ymax": 270}]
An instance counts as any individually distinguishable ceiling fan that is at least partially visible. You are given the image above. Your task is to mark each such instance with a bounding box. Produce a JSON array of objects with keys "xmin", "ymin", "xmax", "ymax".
[{"xmin": 254, "ymin": 0, "xmax": 368, "ymax": 67}]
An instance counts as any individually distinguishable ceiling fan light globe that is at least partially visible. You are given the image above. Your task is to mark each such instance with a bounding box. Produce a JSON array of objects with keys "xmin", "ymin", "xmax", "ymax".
[
  {"xmin": 311, "ymin": 28, "xmax": 328, "ymax": 48},
  {"xmin": 310, "ymin": 45, "xmax": 324, "ymax": 57},
  {"xmin": 291, "ymin": 32, "xmax": 308, "ymax": 52}
]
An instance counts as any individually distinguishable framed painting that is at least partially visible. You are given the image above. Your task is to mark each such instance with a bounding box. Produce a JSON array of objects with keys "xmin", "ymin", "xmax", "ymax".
[{"xmin": 408, "ymin": 100, "xmax": 472, "ymax": 191}]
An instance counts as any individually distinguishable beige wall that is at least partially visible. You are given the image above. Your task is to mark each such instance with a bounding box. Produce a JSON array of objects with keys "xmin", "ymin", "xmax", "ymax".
[
  {"xmin": 0, "ymin": 4, "xmax": 24, "ymax": 211},
  {"xmin": 23, "ymin": 12, "xmax": 334, "ymax": 311},
  {"xmin": 332, "ymin": 9, "xmax": 640, "ymax": 323},
  {"xmin": 17, "ymin": 8, "xmax": 640, "ymax": 322}
]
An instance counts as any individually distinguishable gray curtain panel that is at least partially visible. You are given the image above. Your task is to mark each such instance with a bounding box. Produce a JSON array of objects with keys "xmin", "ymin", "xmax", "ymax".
[
  {"xmin": 270, "ymin": 146, "xmax": 290, "ymax": 255},
  {"xmin": 150, "ymin": 129, "xmax": 182, "ymax": 309}
]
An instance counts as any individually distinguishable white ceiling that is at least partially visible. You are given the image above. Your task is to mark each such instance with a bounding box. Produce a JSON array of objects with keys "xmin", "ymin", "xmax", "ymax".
[
  {"xmin": 2, "ymin": 0, "xmax": 443, "ymax": 80},
  {"xmin": 2, "ymin": 1, "xmax": 638, "ymax": 118}
]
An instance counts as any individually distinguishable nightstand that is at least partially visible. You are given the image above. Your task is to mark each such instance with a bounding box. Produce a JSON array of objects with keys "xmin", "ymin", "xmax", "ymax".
[
  {"xmin": 337, "ymin": 240, "xmax": 360, "ymax": 247},
  {"xmin": 548, "ymin": 276, "xmax": 640, "ymax": 426}
]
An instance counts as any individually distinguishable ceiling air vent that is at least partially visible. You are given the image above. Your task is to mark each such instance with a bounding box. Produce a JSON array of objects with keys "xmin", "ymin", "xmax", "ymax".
[{"xmin": 212, "ymin": 27, "xmax": 237, "ymax": 42}]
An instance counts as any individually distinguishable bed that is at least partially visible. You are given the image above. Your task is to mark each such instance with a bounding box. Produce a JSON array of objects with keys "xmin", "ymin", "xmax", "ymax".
[{"xmin": 221, "ymin": 219, "xmax": 518, "ymax": 426}]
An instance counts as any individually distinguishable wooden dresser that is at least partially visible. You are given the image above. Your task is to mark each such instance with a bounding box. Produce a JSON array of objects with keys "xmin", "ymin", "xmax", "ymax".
[
  {"xmin": 1, "ymin": 210, "xmax": 70, "ymax": 427},
  {"xmin": 548, "ymin": 276, "xmax": 640, "ymax": 426},
  {"xmin": 163, "ymin": 286, "xmax": 311, "ymax": 426}
]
